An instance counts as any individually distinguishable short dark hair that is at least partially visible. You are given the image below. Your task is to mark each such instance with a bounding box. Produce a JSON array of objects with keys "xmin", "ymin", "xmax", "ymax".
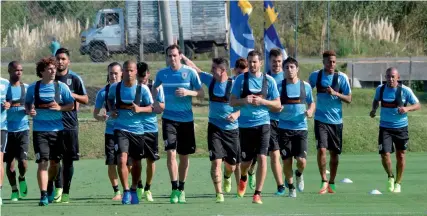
[
  {"xmin": 234, "ymin": 58, "xmax": 248, "ymax": 69},
  {"xmin": 166, "ymin": 44, "xmax": 182, "ymax": 54},
  {"xmin": 8, "ymin": 61, "xmax": 21, "ymax": 72},
  {"xmin": 212, "ymin": 57, "xmax": 229, "ymax": 69},
  {"xmin": 137, "ymin": 62, "xmax": 149, "ymax": 78},
  {"xmin": 55, "ymin": 48, "xmax": 70, "ymax": 57},
  {"xmin": 36, "ymin": 57, "xmax": 57, "ymax": 78},
  {"xmin": 123, "ymin": 60, "xmax": 136, "ymax": 69},
  {"xmin": 269, "ymin": 48, "xmax": 282, "ymax": 58},
  {"xmin": 108, "ymin": 62, "xmax": 122, "ymax": 71},
  {"xmin": 247, "ymin": 50, "xmax": 263, "ymax": 60},
  {"xmin": 322, "ymin": 50, "xmax": 336, "ymax": 58},
  {"xmin": 283, "ymin": 57, "xmax": 299, "ymax": 68}
]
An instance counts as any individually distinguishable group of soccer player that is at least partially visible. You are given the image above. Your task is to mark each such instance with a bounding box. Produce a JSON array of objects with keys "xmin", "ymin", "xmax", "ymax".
[{"xmin": 0, "ymin": 44, "xmax": 421, "ymax": 206}]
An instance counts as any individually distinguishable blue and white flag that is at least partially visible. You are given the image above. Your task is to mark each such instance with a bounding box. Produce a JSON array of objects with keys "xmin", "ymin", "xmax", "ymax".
[
  {"xmin": 264, "ymin": 0, "xmax": 288, "ymax": 73},
  {"xmin": 230, "ymin": 0, "xmax": 255, "ymax": 68}
]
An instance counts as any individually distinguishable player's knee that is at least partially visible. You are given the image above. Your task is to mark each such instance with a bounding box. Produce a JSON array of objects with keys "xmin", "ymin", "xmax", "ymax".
[
  {"xmin": 318, "ymin": 148, "xmax": 327, "ymax": 155},
  {"xmin": 396, "ymin": 151, "xmax": 405, "ymax": 160},
  {"xmin": 381, "ymin": 152, "xmax": 391, "ymax": 159},
  {"xmin": 38, "ymin": 160, "xmax": 49, "ymax": 170}
]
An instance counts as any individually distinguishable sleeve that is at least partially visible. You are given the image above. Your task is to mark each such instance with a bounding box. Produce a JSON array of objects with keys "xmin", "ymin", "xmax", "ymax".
[
  {"xmin": 405, "ymin": 88, "xmax": 419, "ymax": 105},
  {"xmin": 157, "ymin": 86, "xmax": 165, "ymax": 103},
  {"xmin": 25, "ymin": 85, "xmax": 34, "ymax": 105},
  {"xmin": 153, "ymin": 71, "xmax": 162, "ymax": 88},
  {"xmin": 60, "ymin": 83, "xmax": 75, "ymax": 104},
  {"xmin": 267, "ymin": 77, "xmax": 280, "ymax": 100},
  {"xmin": 231, "ymin": 76, "xmax": 242, "ymax": 99},
  {"xmin": 94, "ymin": 90, "xmax": 105, "ymax": 109},
  {"xmin": 141, "ymin": 85, "xmax": 153, "ymax": 106},
  {"xmin": 339, "ymin": 74, "xmax": 351, "ymax": 95},
  {"xmin": 74, "ymin": 75, "xmax": 87, "ymax": 95},
  {"xmin": 190, "ymin": 69, "xmax": 202, "ymax": 90},
  {"xmin": 374, "ymin": 86, "xmax": 381, "ymax": 101},
  {"xmin": 199, "ymin": 72, "xmax": 213, "ymax": 87},
  {"xmin": 308, "ymin": 72, "xmax": 317, "ymax": 88},
  {"xmin": 305, "ymin": 83, "xmax": 314, "ymax": 104}
]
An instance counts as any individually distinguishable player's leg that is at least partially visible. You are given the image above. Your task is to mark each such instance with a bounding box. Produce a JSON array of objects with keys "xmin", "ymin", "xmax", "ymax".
[
  {"xmin": 162, "ymin": 119, "xmax": 180, "ymax": 203},
  {"xmin": 393, "ymin": 127, "xmax": 409, "ymax": 193},
  {"xmin": 207, "ymin": 123, "xmax": 225, "ymax": 202},
  {"xmin": 17, "ymin": 130, "xmax": 29, "ymax": 198},
  {"xmin": 252, "ymin": 124, "xmax": 270, "ymax": 204},
  {"xmin": 248, "ymin": 157, "xmax": 256, "ymax": 190},
  {"xmin": 115, "ymin": 130, "xmax": 132, "ymax": 204},
  {"xmin": 0, "ymin": 130, "xmax": 7, "ymax": 205},
  {"xmin": 60, "ymin": 130, "xmax": 79, "ymax": 203},
  {"xmin": 315, "ymin": 121, "xmax": 329, "ymax": 194},
  {"xmin": 222, "ymin": 127, "xmax": 239, "ymax": 196},
  {"xmin": 143, "ymin": 132, "xmax": 159, "ymax": 202},
  {"xmin": 5, "ymin": 132, "xmax": 19, "ymax": 201},
  {"xmin": 294, "ymin": 130, "xmax": 308, "ymax": 193},
  {"xmin": 378, "ymin": 127, "xmax": 395, "ymax": 192},
  {"xmin": 327, "ymin": 123, "xmax": 343, "ymax": 193},
  {"xmin": 269, "ymin": 120, "xmax": 285, "ymax": 195},
  {"xmin": 175, "ymin": 121, "xmax": 197, "ymax": 204},
  {"xmin": 237, "ymin": 127, "xmax": 256, "ymax": 198},
  {"xmin": 48, "ymin": 131, "xmax": 64, "ymax": 204},
  {"xmin": 279, "ymin": 129, "xmax": 295, "ymax": 197},
  {"xmin": 129, "ymin": 133, "xmax": 144, "ymax": 204},
  {"xmin": 105, "ymin": 134, "xmax": 121, "ymax": 200}
]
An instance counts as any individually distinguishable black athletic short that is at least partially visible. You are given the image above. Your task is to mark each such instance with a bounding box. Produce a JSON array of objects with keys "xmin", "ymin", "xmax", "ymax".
[
  {"xmin": 4, "ymin": 130, "xmax": 30, "ymax": 163},
  {"xmin": 114, "ymin": 130, "xmax": 145, "ymax": 161},
  {"xmin": 62, "ymin": 129, "xmax": 80, "ymax": 161},
  {"xmin": 269, "ymin": 120, "xmax": 280, "ymax": 152},
  {"xmin": 162, "ymin": 118, "xmax": 196, "ymax": 155},
  {"xmin": 207, "ymin": 123, "xmax": 240, "ymax": 165},
  {"xmin": 314, "ymin": 120, "xmax": 343, "ymax": 154},
  {"xmin": 33, "ymin": 131, "xmax": 64, "ymax": 163},
  {"xmin": 104, "ymin": 134, "xmax": 132, "ymax": 166},
  {"xmin": 278, "ymin": 129, "xmax": 308, "ymax": 160},
  {"xmin": 378, "ymin": 126, "xmax": 409, "ymax": 154},
  {"xmin": 1, "ymin": 130, "xmax": 7, "ymax": 153},
  {"xmin": 239, "ymin": 124, "xmax": 270, "ymax": 162},
  {"xmin": 142, "ymin": 132, "xmax": 160, "ymax": 161}
]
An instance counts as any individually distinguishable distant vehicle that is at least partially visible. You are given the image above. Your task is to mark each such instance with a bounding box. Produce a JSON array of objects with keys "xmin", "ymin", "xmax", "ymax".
[{"xmin": 80, "ymin": 0, "xmax": 228, "ymax": 62}]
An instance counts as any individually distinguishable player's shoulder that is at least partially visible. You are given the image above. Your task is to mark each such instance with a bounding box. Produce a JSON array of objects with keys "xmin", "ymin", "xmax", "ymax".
[
  {"xmin": 265, "ymin": 74, "xmax": 277, "ymax": 85},
  {"xmin": 57, "ymin": 81, "xmax": 70, "ymax": 90},
  {"xmin": 157, "ymin": 67, "xmax": 169, "ymax": 74},
  {"xmin": 98, "ymin": 86, "xmax": 107, "ymax": 93},
  {"xmin": 0, "ymin": 77, "xmax": 9, "ymax": 85},
  {"xmin": 401, "ymin": 84, "xmax": 415, "ymax": 94},
  {"xmin": 181, "ymin": 64, "xmax": 197, "ymax": 74},
  {"xmin": 338, "ymin": 71, "xmax": 349, "ymax": 80},
  {"xmin": 23, "ymin": 83, "xmax": 29, "ymax": 88},
  {"xmin": 140, "ymin": 83, "xmax": 151, "ymax": 92},
  {"xmin": 310, "ymin": 69, "xmax": 321, "ymax": 76},
  {"xmin": 302, "ymin": 81, "xmax": 312, "ymax": 88}
]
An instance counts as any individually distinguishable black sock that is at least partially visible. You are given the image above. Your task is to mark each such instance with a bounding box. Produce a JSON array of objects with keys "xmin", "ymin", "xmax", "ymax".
[
  {"xmin": 55, "ymin": 165, "xmax": 62, "ymax": 188},
  {"xmin": 322, "ymin": 179, "xmax": 328, "ymax": 183},
  {"xmin": 124, "ymin": 189, "xmax": 130, "ymax": 193},
  {"xmin": 288, "ymin": 183, "xmax": 295, "ymax": 189},
  {"xmin": 241, "ymin": 175, "xmax": 247, "ymax": 182},
  {"xmin": 113, "ymin": 185, "xmax": 119, "ymax": 193},
  {"xmin": 224, "ymin": 175, "xmax": 231, "ymax": 179},
  {"xmin": 329, "ymin": 181, "xmax": 335, "ymax": 185},
  {"xmin": 137, "ymin": 180, "xmax": 143, "ymax": 189},
  {"xmin": 18, "ymin": 176, "xmax": 25, "ymax": 182},
  {"xmin": 295, "ymin": 170, "xmax": 302, "ymax": 177},
  {"xmin": 144, "ymin": 183, "xmax": 151, "ymax": 191},
  {"xmin": 62, "ymin": 161, "xmax": 74, "ymax": 194},
  {"xmin": 254, "ymin": 190, "xmax": 261, "ymax": 195},
  {"xmin": 178, "ymin": 181, "xmax": 185, "ymax": 191},
  {"xmin": 47, "ymin": 181, "xmax": 54, "ymax": 195},
  {"xmin": 40, "ymin": 190, "xmax": 48, "ymax": 197},
  {"xmin": 248, "ymin": 171, "xmax": 254, "ymax": 176},
  {"xmin": 388, "ymin": 174, "xmax": 395, "ymax": 178},
  {"xmin": 130, "ymin": 188, "xmax": 136, "ymax": 192},
  {"xmin": 12, "ymin": 189, "xmax": 18, "ymax": 193},
  {"xmin": 278, "ymin": 184, "xmax": 285, "ymax": 191},
  {"xmin": 171, "ymin": 181, "xmax": 178, "ymax": 190}
]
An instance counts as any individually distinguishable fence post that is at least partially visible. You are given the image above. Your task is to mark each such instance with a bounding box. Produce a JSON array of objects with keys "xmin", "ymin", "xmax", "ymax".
[
  {"xmin": 408, "ymin": 56, "xmax": 412, "ymax": 88},
  {"xmin": 137, "ymin": 1, "xmax": 144, "ymax": 62},
  {"xmin": 159, "ymin": 0, "xmax": 174, "ymax": 65}
]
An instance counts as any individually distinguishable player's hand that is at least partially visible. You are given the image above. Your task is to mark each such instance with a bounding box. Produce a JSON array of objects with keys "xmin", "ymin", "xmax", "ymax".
[
  {"xmin": 97, "ymin": 114, "xmax": 108, "ymax": 121},
  {"xmin": 305, "ymin": 109, "xmax": 314, "ymax": 118},
  {"xmin": 2, "ymin": 102, "xmax": 11, "ymax": 110},
  {"xmin": 369, "ymin": 110, "xmax": 376, "ymax": 118},
  {"xmin": 131, "ymin": 102, "xmax": 141, "ymax": 113},
  {"xmin": 49, "ymin": 102, "xmax": 61, "ymax": 111},
  {"xmin": 26, "ymin": 108, "xmax": 37, "ymax": 117},
  {"xmin": 153, "ymin": 102, "xmax": 163, "ymax": 114},
  {"xmin": 226, "ymin": 112, "xmax": 239, "ymax": 122},
  {"xmin": 251, "ymin": 95, "xmax": 264, "ymax": 106},
  {"xmin": 398, "ymin": 106, "xmax": 408, "ymax": 114},
  {"xmin": 175, "ymin": 88, "xmax": 188, "ymax": 97},
  {"xmin": 110, "ymin": 110, "xmax": 118, "ymax": 118},
  {"xmin": 327, "ymin": 86, "xmax": 338, "ymax": 96},
  {"xmin": 244, "ymin": 95, "xmax": 254, "ymax": 105}
]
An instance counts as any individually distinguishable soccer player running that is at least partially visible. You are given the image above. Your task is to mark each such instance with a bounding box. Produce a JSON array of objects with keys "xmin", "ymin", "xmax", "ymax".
[
  {"xmin": 135, "ymin": 62, "xmax": 165, "ymax": 202},
  {"xmin": 93, "ymin": 62, "xmax": 128, "ymax": 200},
  {"xmin": 4, "ymin": 61, "xmax": 29, "ymax": 202},
  {"xmin": 52, "ymin": 48, "xmax": 89, "ymax": 203},
  {"xmin": 230, "ymin": 50, "xmax": 281, "ymax": 204},
  {"xmin": 369, "ymin": 67, "xmax": 420, "ymax": 193},
  {"xmin": 108, "ymin": 60, "xmax": 153, "ymax": 205},
  {"xmin": 152, "ymin": 45, "xmax": 203, "ymax": 204},
  {"xmin": 25, "ymin": 57, "xmax": 75, "ymax": 206},
  {"xmin": 266, "ymin": 48, "xmax": 286, "ymax": 195},
  {"xmin": 277, "ymin": 57, "xmax": 315, "ymax": 198},
  {"xmin": 0, "ymin": 75, "xmax": 10, "ymax": 206},
  {"xmin": 308, "ymin": 50, "xmax": 352, "ymax": 194}
]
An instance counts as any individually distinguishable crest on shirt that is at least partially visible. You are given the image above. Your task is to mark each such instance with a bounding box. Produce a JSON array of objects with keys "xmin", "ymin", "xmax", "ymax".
[
  {"xmin": 66, "ymin": 78, "xmax": 72, "ymax": 86},
  {"xmin": 181, "ymin": 72, "xmax": 188, "ymax": 80}
]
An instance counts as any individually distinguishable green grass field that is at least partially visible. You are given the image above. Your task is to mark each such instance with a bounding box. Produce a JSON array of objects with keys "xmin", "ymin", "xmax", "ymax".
[{"xmin": 1, "ymin": 154, "xmax": 427, "ymax": 216}]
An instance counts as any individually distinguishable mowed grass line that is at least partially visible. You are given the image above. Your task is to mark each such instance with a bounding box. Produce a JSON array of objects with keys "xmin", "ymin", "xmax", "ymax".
[{"xmin": 1, "ymin": 154, "xmax": 427, "ymax": 216}]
